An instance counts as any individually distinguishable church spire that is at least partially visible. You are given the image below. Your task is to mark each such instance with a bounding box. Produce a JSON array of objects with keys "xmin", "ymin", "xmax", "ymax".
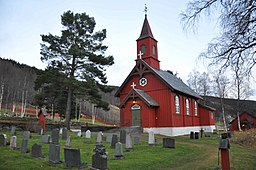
[{"xmin": 136, "ymin": 10, "xmax": 160, "ymax": 70}]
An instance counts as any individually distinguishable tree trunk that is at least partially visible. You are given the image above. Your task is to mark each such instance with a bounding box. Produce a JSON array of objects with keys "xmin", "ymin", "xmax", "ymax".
[
  {"xmin": 65, "ymin": 88, "xmax": 73, "ymax": 129},
  {"xmin": 0, "ymin": 83, "xmax": 4, "ymax": 111}
]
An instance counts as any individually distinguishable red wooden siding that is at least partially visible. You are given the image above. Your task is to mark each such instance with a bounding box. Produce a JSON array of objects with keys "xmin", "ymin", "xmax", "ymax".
[{"xmin": 229, "ymin": 112, "xmax": 256, "ymax": 131}]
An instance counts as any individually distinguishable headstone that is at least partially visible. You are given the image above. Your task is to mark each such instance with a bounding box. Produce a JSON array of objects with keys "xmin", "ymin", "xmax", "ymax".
[
  {"xmin": 125, "ymin": 134, "xmax": 133, "ymax": 151},
  {"xmin": 42, "ymin": 135, "xmax": 50, "ymax": 144},
  {"xmin": 111, "ymin": 134, "xmax": 118, "ymax": 149},
  {"xmin": 115, "ymin": 142, "xmax": 124, "ymax": 159},
  {"xmin": 190, "ymin": 131, "xmax": 194, "ymax": 139},
  {"xmin": 106, "ymin": 134, "xmax": 112, "ymax": 143},
  {"xmin": 200, "ymin": 128, "xmax": 204, "ymax": 138},
  {"xmin": 23, "ymin": 131, "xmax": 30, "ymax": 140},
  {"xmin": 64, "ymin": 148, "xmax": 81, "ymax": 168},
  {"xmin": 85, "ymin": 130, "xmax": 91, "ymax": 139},
  {"xmin": 65, "ymin": 136, "xmax": 71, "ymax": 147},
  {"xmin": 10, "ymin": 126, "xmax": 16, "ymax": 136},
  {"xmin": 92, "ymin": 144, "xmax": 107, "ymax": 170},
  {"xmin": 51, "ymin": 128, "xmax": 59, "ymax": 144},
  {"xmin": 134, "ymin": 136, "xmax": 140, "ymax": 145},
  {"xmin": 77, "ymin": 130, "xmax": 82, "ymax": 137},
  {"xmin": 195, "ymin": 132, "xmax": 199, "ymax": 139},
  {"xmin": 96, "ymin": 131, "xmax": 103, "ymax": 143},
  {"xmin": 10, "ymin": 136, "xmax": 17, "ymax": 150},
  {"xmin": 31, "ymin": 143, "xmax": 43, "ymax": 158},
  {"xmin": 62, "ymin": 127, "xmax": 68, "ymax": 140},
  {"xmin": 148, "ymin": 130, "xmax": 155, "ymax": 146},
  {"xmin": 120, "ymin": 130, "xmax": 126, "ymax": 144},
  {"xmin": 163, "ymin": 138, "xmax": 175, "ymax": 148},
  {"xmin": 49, "ymin": 144, "xmax": 60, "ymax": 164},
  {"xmin": 38, "ymin": 127, "xmax": 43, "ymax": 135},
  {"xmin": 59, "ymin": 128, "xmax": 63, "ymax": 135},
  {"xmin": 204, "ymin": 132, "xmax": 211, "ymax": 137},
  {"xmin": 0, "ymin": 134, "xmax": 7, "ymax": 146},
  {"xmin": 21, "ymin": 139, "xmax": 28, "ymax": 153}
]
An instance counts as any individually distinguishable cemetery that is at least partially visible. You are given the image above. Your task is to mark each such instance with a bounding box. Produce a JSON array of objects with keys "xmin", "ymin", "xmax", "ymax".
[{"xmin": 0, "ymin": 126, "xmax": 255, "ymax": 169}]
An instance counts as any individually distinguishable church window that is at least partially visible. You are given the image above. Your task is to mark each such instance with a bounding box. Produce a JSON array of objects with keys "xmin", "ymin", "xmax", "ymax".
[
  {"xmin": 194, "ymin": 101, "xmax": 198, "ymax": 116},
  {"xmin": 175, "ymin": 95, "xmax": 180, "ymax": 114},
  {"xmin": 152, "ymin": 45, "xmax": 156, "ymax": 55},
  {"xmin": 186, "ymin": 98, "xmax": 190, "ymax": 115},
  {"xmin": 141, "ymin": 44, "xmax": 146, "ymax": 54}
]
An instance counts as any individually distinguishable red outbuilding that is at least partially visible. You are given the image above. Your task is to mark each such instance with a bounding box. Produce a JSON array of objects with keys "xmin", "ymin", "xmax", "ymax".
[
  {"xmin": 115, "ymin": 14, "xmax": 215, "ymax": 136},
  {"xmin": 229, "ymin": 112, "xmax": 256, "ymax": 131}
]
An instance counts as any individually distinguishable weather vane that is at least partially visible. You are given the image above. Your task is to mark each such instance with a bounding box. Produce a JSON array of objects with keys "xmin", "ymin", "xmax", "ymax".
[{"xmin": 144, "ymin": 4, "xmax": 148, "ymax": 15}]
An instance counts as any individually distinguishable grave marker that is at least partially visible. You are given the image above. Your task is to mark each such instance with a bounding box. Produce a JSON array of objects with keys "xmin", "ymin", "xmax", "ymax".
[
  {"xmin": 120, "ymin": 130, "xmax": 126, "ymax": 144},
  {"xmin": 62, "ymin": 127, "xmax": 68, "ymax": 140},
  {"xmin": 111, "ymin": 134, "xmax": 118, "ymax": 149},
  {"xmin": 190, "ymin": 131, "xmax": 194, "ymax": 139},
  {"xmin": 77, "ymin": 130, "xmax": 82, "ymax": 137},
  {"xmin": 65, "ymin": 136, "xmax": 71, "ymax": 147},
  {"xmin": 51, "ymin": 128, "xmax": 59, "ymax": 144},
  {"xmin": 10, "ymin": 136, "xmax": 17, "ymax": 150},
  {"xmin": 0, "ymin": 134, "xmax": 7, "ymax": 146},
  {"xmin": 23, "ymin": 131, "xmax": 30, "ymax": 140},
  {"xmin": 148, "ymin": 130, "xmax": 155, "ymax": 146},
  {"xmin": 125, "ymin": 134, "xmax": 133, "ymax": 151},
  {"xmin": 31, "ymin": 143, "xmax": 43, "ymax": 158},
  {"xmin": 64, "ymin": 148, "xmax": 82, "ymax": 168},
  {"xmin": 10, "ymin": 126, "xmax": 16, "ymax": 136},
  {"xmin": 21, "ymin": 139, "xmax": 28, "ymax": 153},
  {"xmin": 115, "ymin": 142, "xmax": 124, "ymax": 159},
  {"xmin": 42, "ymin": 135, "xmax": 50, "ymax": 144},
  {"xmin": 85, "ymin": 130, "xmax": 91, "ymax": 139},
  {"xmin": 134, "ymin": 136, "xmax": 140, "ymax": 145},
  {"xmin": 92, "ymin": 144, "xmax": 107, "ymax": 170},
  {"xmin": 163, "ymin": 138, "xmax": 175, "ymax": 148},
  {"xmin": 195, "ymin": 132, "xmax": 199, "ymax": 139},
  {"xmin": 49, "ymin": 144, "xmax": 60, "ymax": 164},
  {"xmin": 106, "ymin": 134, "xmax": 112, "ymax": 143},
  {"xmin": 96, "ymin": 131, "xmax": 103, "ymax": 143}
]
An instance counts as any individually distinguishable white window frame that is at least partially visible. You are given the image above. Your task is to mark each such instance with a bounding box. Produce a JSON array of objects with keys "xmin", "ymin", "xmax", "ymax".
[
  {"xmin": 175, "ymin": 95, "xmax": 180, "ymax": 114},
  {"xmin": 194, "ymin": 101, "xmax": 198, "ymax": 116},
  {"xmin": 186, "ymin": 98, "xmax": 190, "ymax": 115}
]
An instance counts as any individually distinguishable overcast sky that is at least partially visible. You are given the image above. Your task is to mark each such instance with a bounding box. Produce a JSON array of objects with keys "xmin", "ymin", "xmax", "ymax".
[{"xmin": 1, "ymin": 0, "xmax": 255, "ymax": 99}]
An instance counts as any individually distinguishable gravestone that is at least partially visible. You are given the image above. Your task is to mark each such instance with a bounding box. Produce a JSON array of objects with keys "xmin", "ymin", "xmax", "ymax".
[
  {"xmin": 21, "ymin": 139, "xmax": 28, "ymax": 153},
  {"xmin": 31, "ymin": 143, "xmax": 43, "ymax": 158},
  {"xmin": 10, "ymin": 126, "xmax": 16, "ymax": 136},
  {"xmin": 85, "ymin": 130, "xmax": 91, "ymax": 139},
  {"xmin": 0, "ymin": 134, "xmax": 7, "ymax": 146},
  {"xmin": 111, "ymin": 134, "xmax": 118, "ymax": 149},
  {"xmin": 23, "ymin": 131, "xmax": 30, "ymax": 140},
  {"xmin": 195, "ymin": 132, "xmax": 199, "ymax": 139},
  {"xmin": 163, "ymin": 138, "xmax": 175, "ymax": 148},
  {"xmin": 65, "ymin": 136, "xmax": 71, "ymax": 147},
  {"xmin": 134, "ymin": 136, "xmax": 140, "ymax": 145},
  {"xmin": 106, "ymin": 134, "xmax": 112, "ymax": 143},
  {"xmin": 62, "ymin": 127, "xmax": 68, "ymax": 140},
  {"xmin": 190, "ymin": 131, "xmax": 194, "ymax": 139},
  {"xmin": 42, "ymin": 135, "xmax": 50, "ymax": 144},
  {"xmin": 115, "ymin": 142, "xmax": 124, "ymax": 159},
  {"xmin": 59, "ymin": 128, "xmax": 63, "ymax": 135},
  {"xmin": 92, "ymin": 144, "xmax": 107, "ymax": 170},
  {"xmin": 125, "ymin": 134, "xmax": 133, "ymax": 151},
  {"xmin": 64, "ymin": 148, "xmax": 81, "ymax": 168},
  {"xmin": 205, "ymin": 132, "xmax": 211, "ymax": 137},
  {"xmin": 77, "ymin": 130, "xmax": 82, "ymax": 137},
  {"xmin": 120, "ymin": 130, "xmax": 126, "ymax": 144},
  {"xmin": 148, "ymin": 130, "xmax": 155, "ymax": 146},
  {"xmin": 200, "ymin": 128, "xmax": 204, "ymax": 138},
  {"xmin": 38, "ymin": 127, "xmax": 43, "ymax": 135},
  {"xmin": 96, "ymin": 131, "xmax": 103, "ymax": 143},
  {"xmin": 51, "ymin": 128, "xmax": 59, "ymax": 144},
  {"xmin": 49, "ymin": 144, "xmax": 60, "ymax": 164},
  {"xmin": 10, "ymin": 136, "xmax": 17, "ymax": 150}
]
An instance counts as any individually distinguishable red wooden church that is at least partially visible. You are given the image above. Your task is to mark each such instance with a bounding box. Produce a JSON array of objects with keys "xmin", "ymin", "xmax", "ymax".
[{"xmin": 115, "ymin": 14, "xmax": 215, "ymax": 136}]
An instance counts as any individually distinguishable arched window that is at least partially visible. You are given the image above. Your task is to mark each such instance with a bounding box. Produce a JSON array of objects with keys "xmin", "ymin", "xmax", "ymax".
[
  {"xmin": 194, "ymin": 101, "xmax": 198, "ymax": 116},
  {"xmin": 175, "ymin": 95, "xmax": 180, "ymax": 114},
  {"xmin": 141, "ymin": 44, "xmax": 146, "ymax": 55},
  {"xmin": 152, "ymin": 45, "xmax": 156, "ymax": 55},
  {"xmin": 186, "ymin": 98, "xmax": 190, "ymax": 115}
]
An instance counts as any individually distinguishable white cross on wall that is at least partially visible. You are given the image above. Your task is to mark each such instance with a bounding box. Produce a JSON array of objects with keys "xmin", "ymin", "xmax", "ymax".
[
  {"xmin": 138, "ymin": 51, "xmax": 144, "ymax": 59},
  {"xmin": 131, "ymin": 82, "xmax": 136, "ymax": 89}
]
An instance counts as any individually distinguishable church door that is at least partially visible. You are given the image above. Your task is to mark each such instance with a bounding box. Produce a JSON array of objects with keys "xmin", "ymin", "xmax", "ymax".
[{"xmin": 131, "ymin": 104, "xmax": 141, "ymax": 127}]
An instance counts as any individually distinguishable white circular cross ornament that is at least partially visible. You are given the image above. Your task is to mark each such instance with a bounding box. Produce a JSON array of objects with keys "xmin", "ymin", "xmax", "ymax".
[{"xmin": 139, "ymin": 77, "xmax": 147, "ymax": 87}]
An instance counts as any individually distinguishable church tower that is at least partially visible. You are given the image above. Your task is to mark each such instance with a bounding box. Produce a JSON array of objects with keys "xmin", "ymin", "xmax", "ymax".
[{"xmin": 136, "ymin": 14, "xmax": 160, "ymax": 70}]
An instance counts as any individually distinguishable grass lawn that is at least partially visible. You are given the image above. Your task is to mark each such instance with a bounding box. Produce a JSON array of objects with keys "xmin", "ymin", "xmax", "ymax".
[{"xmin": 0, "ymin": 130, "xmax": 255, "ymax": 170}]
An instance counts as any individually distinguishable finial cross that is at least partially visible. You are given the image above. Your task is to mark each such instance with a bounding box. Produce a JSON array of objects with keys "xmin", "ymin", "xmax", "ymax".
[
  {"xmin": 131, "ymin": 82, "xmax": 136, "ymax": 89},
  {"xmin": 138, "ymin": 51, "xmax": 144, "ymax": 59},
  {"xmin": 144, "ymin": 4, "xmax": 148, "ymax": 15}
]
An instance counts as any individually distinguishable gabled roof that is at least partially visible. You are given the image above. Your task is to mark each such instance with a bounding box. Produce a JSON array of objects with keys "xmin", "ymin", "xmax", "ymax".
[
  {"xmin": 120, "ymin": 88, "xmax": 159, "ymax": 108},
  {"xmin": 137, "ymin": 15, "xmax": 155, "ymax": 41},
  {"xmin": 115, "ymin": 59, "xmax": 202, "ymax": 99}
]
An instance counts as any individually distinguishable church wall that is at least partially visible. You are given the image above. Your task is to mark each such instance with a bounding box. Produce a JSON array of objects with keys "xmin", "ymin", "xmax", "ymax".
[{"xmin": 199, "ymin": 106, "xmax": 215, "ymax": 126}]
